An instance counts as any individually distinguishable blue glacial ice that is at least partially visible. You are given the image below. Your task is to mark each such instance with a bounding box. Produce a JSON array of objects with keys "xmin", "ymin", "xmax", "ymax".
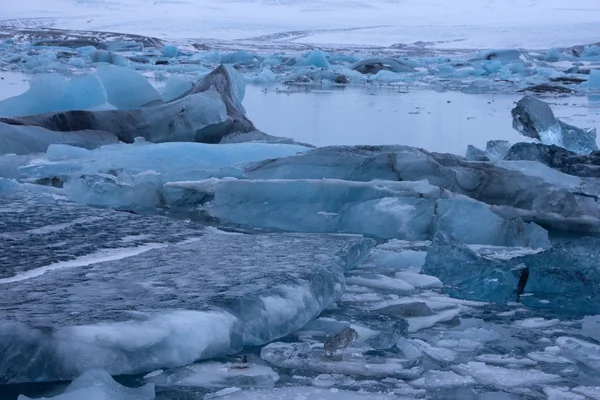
[
  {"xmin": 96, "ymin": 64, "xmax": 163, "ymax": 109},
  {"xmin": 168, "ymin": 178, "xmax": 549, "ymax": 247},
  {"xmin": 161, "ymin": 44, "xmax": 179, "ymax": 58},
  {"xmin": 12, "ymin": 141, "xmax": 307, "ymax": 211},
  {"xmin": 299, "ymin": 50, "xmax": 330, "ymax": 69},
  {"xmin": 245, "ymin": 145, "xmax": 600, "ymax": 233},
  {"xmin": 0, "ymin": 74, "xmax": 108, "ymax": 117},
  {"xmin": 161, "ymin": 75, "xmax": 193, "ymax": 102},
  {"xmin": 18, "ymin": 369, "xmax": 155, "ymax": 400},
  {"xmin": 511, "ymin": 96, "xmax": 598, "ymax": 154},
  {"xmin": 0, "ymin": 191, "xmax": 372, "ymax": 383},
  {"xmin": 422, "ymin": 232, "xmax": 600, "ymax": 314}
]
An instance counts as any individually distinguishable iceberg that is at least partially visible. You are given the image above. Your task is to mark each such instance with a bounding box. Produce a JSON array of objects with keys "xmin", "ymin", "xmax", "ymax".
[
  {"xmin": 351, "ymin": 57, "xmax": 416, "ymax": 74},
  {"xmin": 0, "ymin": 192, "xmax": 373, "ymax": 383},
  {"xmin": 0, "ymin": 65, "xmax": 274, "ymax": 153},
  {"xmin": 169, "ymin": 178, "xmax": 549, "ymax": 246},
  {"xmin": 18, "ymin": 369, "xmax": 155, "ymax": 400},
  {"xmin": 511, "ymin": 96, "xmax": 598, "ymax": 154},
  {"xmin": 161, "ymin": 75, "xmax": 193, "ymax": 102},
  {"xmin": 96, "ymin": 65, "xmax": 163, "ymax": 109},
  {"xmin": 245, "ymin": 145, "xmax": 600, "ymax": 233},
  {"xmin": 161, "ymin": 44, "xmax": 179, "ymax": 58},
  {"xmin": 503, "ymin": 142, "xmax": 600, "ymax": 178},
  {"xmin": 422, "ymin": 232, "xmax": 600, "ymax": 313},
  {"xmin": 14, "ymin": 141, "xmax": 307, "ymax": 211},
  {"xmin": 0, "ymin": 74, "xmax": 108, "ymax": 117},
  {"xmin": 145, "ymin": 360, "xmax": 279, "ymax": 389},
  {"xmin": 260, "ymin": 342, "xmax": 422, "ymax": 379},
  {"xmin": 299, "ymin": 50, "xmax": 330, "ymax": 69}
]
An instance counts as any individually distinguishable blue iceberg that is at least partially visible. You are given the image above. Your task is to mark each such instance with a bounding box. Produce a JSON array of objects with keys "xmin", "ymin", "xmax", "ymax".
[{"xmin": 422, "ymin": 232, "xmax": 600, "ymax": 314}]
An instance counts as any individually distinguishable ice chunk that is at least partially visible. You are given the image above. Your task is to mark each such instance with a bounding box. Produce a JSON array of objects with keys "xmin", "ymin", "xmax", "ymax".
[
  {"xmin": 180, "ymin": 177, "xmax": 548, "ymax": 246},
  {"xmin": 260, "ymin": 342, "xmax": 422, "ymax": 379},
  {"xmin": 556, "ymin": 336, "xmax": 600, "ymax": 372},
  {"xmin": 453, "ymin": 361, "xmax": 561, "ymax": 390},
  {"xmin": 90, "ymin": 49, "xmax": 128, "ymax": 66},
  {"xmin": 543, "ymin": 387, "xmax": 586, "ymax": 400},
  {"xmin": 351, "ymin": 57, "xmax": 416, "ymax": 74},
  {"xmin": 434, "ymin": 198, "xmax": 550, "ymax": 249},
  {"xmin": 183, "ymin": 178, "xmax": 440, "ymax": 240},
  {"xmin": 212, "ymin": 387, "xmax": 399, "ymax": 400},
  {"xmin": 411, "ymin": 339, "xmax": 457, "ymax": 363},
  {"xmin": 527, "ymin": 347, "xmax": 573, "ymax": 364},
  {"xmin": 0, "ymin": 74, "xmax": 107, "ymax": 117},
  {"xmin": 0, "ymin": 123, "xmax": 118, "ymax": 155},
  {"xmin": 473, "ymin": 49, "xmax": 522, "ymax": 63},
  {"xmin": 18, "ymin": 369, "xmax": 155, "ymax": 400},
  {"xmin": 346, "ymin": 274, "xmax": 415, "ymax": 292},
  {"xmin": 513, "ymin": 318, "xmax": 559, "ymax": 329},
  {"xmin": 300, "ymin": 50, "xmax": 330, "ymax": 68},
  {"xmin": 422, "ymin": 233, "xmax": 600, "ymax": 313},
  {"xmin": 161, "ymin": 75, "xmax": 193, "ymax": 102},
  {"xmin": 572, "ymin": 386, "xmax": 600, "ymax": 399},
  {"xmin": 244, "ymin": 145, "xmax": 600, "ymax": 234},
  {"xmin": 0, "ymin": 226, "xmax": 372, "ymax": 383},
  {"xmin": 145, "ymin": 361, "xmax": 279, "ymax": 389},
  {"xmin": 96, "ymin": 65, "xmax": 162, "ymax": 109},
  {"xmin": 511, "ymin": 96, "xmax": 598, "ymax": 154},
  {"xmin": 161, "ymin": 45, "xmax": 179, "ymax": 57},
  {"xmin": 375, "ymin": 302, "xmax": 433, "ymax": 318},
  {"xmin": 410, "ymin": 370, "xmax": 475, "ymax": 389},
  {"xmin": 394, "ymin": 272, "xmax": 442, "ymax": 288},
  {"xmin": 474, "ymin": 354, "xmax": 537, "ymax": 367},
  {"xmin": 406, "ymin": 307, "xmax": 462, "ymax": 333},
  {"xmin": 323, "ymin": 327, "xmax": 358, "ymax": 359}
]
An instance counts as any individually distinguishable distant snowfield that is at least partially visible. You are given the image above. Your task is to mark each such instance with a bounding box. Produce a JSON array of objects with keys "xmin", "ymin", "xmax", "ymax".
[{"xmin": 2, "ymin": 0, "xmax": 600, "ymax": 49}]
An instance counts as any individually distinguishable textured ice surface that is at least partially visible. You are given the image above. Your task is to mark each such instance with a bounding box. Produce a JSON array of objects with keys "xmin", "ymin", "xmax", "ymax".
[
  {"xmin": 453, "ymin": 361, "xmax": 561, "ymax": 390},
  {"xmin": 13, "ymin": 141, "xmax": 306, "ymax": 211},
  {"xmin": 213, "ymin": 387, "xmax": 400, "ymax": 400},
  {"xmin": 0, "ymin": 74, "xmax": 107, "ymax": 117},
  {"xmin": 409, "ymin": 370, "xmax": 475, "ymax": 389},
  {"xmin": 0, "ymin": 191, "xmax": 372, "ymax": 383},
  {"xmin": 245, "ymin": 145, "xmax": 600, "ymax": 233},
  {"xmin": 423, "ymin": 233, "xmax": 600, "ymax": 313},
  {"xmin": 177, "ymin": 178, "xmax": 549, "ymax": 246},
  {"xmin": 145, "ymin": 361, "xmax": 279, "ymax": 389},
  {"xmin": 511, "ymin": 96, "xmax": 598, "ymax": 154},
  {"xmin": 96, "ymin": 65, "xmax": 162, "ymax": 109},
  {"xmin": 260, "ymin": 342, "xmax": 422, "ymax": 379},
  {"xmin": 18, "ymin": 369, "xmax": 155, "ymax": 400}
]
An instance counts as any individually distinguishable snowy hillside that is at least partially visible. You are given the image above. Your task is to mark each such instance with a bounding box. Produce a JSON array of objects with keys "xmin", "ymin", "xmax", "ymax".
[{"xmin": 2, "ymin": 0, "xmax": 600, "ymax": 48}]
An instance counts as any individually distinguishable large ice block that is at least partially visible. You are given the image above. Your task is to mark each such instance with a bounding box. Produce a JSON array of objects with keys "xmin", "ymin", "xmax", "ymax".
[
  {"xmin": 0, "ymin": 193, "xmax": 373, "ymax": 382},
  {"xmin": 511, "ymin": 96, "xmax": 598, "ymax": 154},
  {"xmin": 96, "ymin": 65, "xmax": 163, "ymax": 109},
  {"xmin": 245, "ymin": 145, "xmax": 600, "ymax": 233},
  {"xmin": 167, "ymin": 178, "xmax": 549, "ymax": 246},
  {"xmin": 0, "ymin": 74, "xmax": 108, "ymax": 117},
  {"xmin": 422, "ymin": 232, "xmax": 600, "ymax": 313}
]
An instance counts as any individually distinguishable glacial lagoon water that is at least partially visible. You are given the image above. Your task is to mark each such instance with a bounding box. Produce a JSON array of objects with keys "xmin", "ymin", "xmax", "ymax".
[{"xmin": 244, "ymin": 85, "xmax": 600, "ymax": 154}]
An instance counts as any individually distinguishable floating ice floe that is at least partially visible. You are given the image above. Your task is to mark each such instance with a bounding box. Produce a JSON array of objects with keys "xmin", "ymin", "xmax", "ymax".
[
  {"xmin": 0, "ymin": 192, "xmax": 373, "ymax": 383},
  {"xmin": 511, "ymin": 95, "xmax": 598, "ymax": 154}
]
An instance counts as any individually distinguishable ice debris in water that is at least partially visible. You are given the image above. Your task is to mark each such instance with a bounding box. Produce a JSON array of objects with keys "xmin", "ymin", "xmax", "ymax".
[
  {"xmin": 211, "ymin": 387, "xmax": 399, "ymax": 400},
  {"xmin": 174, "ymin": 178, "xmax": 550, "ymax": 247},
  {"xmin": 511, "ymin": 95, "xmax": 598, "ymax": 154},
  {"xmin": 145, "ymin": 360, "xmax": 279, "ymax": 389},
  {"xmin": 18, "ymin": 369, "xmax": 155, "ymax": 400},
  {"xmin": 466, "ymin": 140, "xmax": 512, "ymax": 161},
  {"xmin": 260, "ymin": 342, "xmax": 422, "ymax": 379},
  {"xmin": 422, "ymin": 232, "xmax": 600, "ymax": 313},
  {"xmin": 323, "ymin": 327, "xmax": 359, "ymax": 359}
]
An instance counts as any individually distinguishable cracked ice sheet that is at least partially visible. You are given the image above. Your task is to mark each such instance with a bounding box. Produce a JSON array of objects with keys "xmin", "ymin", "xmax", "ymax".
[
  {"xmin": 3, "ymin": 0, "xmax": 600, "ymax": 49},
  {"xmin": 453, "ymin": 362, "xmax": 561, "ymax": 390},
  {"xmin": 211, "ymin": 387, "xmax": 403, "ymax": 400}
]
